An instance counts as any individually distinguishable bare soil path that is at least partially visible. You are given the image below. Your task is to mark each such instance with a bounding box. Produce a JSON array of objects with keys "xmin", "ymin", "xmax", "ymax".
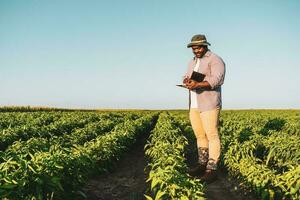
[
  {"xmin": 205, "ymin": 169, "xmax": 258, "ymax": 200},
  {"xmin": 81, "ymin": 132, "xmax": 258, "ymax": 200},
  {"xmin": 82, "ymin": 133, "xmax": 149, "ymax": 200}
]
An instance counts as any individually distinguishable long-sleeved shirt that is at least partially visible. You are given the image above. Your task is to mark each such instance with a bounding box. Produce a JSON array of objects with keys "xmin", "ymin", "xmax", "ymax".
[{"xmin": 183, "ymin": 50, "xmax": 225, "ymax": 112}]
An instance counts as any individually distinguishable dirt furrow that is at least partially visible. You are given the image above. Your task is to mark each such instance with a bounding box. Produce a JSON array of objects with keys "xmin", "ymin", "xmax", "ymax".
[{"xmin": 82, "ymin": 133, "xmax": 149, "ymax": 200}]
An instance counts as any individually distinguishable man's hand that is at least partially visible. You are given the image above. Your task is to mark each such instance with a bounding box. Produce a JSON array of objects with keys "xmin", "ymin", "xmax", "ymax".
[
  {"xmin": 183, "ymin": 77, "xmax": 189, "ymax": 84},
  {"xmin": 186, "ymin": 80, "xmax": 200, "ymax": 90}
]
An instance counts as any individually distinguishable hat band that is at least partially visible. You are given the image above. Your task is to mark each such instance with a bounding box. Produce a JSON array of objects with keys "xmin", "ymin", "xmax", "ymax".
[{"xmin": 190, "ymin": 40, "xmax": 207, "ymax": 43}]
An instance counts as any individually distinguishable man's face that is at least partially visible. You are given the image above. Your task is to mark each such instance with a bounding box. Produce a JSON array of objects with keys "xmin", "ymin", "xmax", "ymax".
[{"xmin": 192, "ymin": 45, "xmax": 207, "ymax": 58}]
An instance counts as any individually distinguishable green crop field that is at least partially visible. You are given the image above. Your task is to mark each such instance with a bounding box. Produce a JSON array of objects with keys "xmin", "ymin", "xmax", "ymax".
[{"xmin": 0, "ymin": 108, "xmax": 299, "ymax": 200}]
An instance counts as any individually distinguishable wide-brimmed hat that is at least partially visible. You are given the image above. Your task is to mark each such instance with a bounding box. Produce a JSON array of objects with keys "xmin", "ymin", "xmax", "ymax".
[{"xmin": 187, "ymin": 34, "xmax": 211, "ymax": 48}]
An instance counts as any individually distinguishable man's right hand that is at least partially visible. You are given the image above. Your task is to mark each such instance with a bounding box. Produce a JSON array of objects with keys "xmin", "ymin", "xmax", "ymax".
[{"xmin": 183, "ymin": 77, "xmax": 190, "ymax": 84}]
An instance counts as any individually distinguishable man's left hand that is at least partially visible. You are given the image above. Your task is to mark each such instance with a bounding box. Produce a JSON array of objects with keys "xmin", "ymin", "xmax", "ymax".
[{"xmin": 186, "ymin": 80, "xmax": 200, "ymax": 90}]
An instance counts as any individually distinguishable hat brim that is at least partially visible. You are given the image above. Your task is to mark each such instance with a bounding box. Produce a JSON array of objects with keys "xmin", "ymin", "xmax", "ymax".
[{"xmin": 187, "ymin": 41, "xmax": 211, "ymax": 48}]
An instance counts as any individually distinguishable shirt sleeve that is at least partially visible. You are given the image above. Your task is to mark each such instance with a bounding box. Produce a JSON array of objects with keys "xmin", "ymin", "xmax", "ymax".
[
  {"xmin": 182, "ymin": 59, "xmax": 194, "ymax": 81},
  {"xmin": 204, "ymin": 56, "xmax": 225, "ymax": 89}
]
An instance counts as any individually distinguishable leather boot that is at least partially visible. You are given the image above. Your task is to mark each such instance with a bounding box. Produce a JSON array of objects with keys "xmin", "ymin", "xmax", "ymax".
[
  {"xmin": 188, "ymin": 147, "xmax": 209, "ymax": 177},
  {"xmin": 200, "ymin": 169, "xmax": 218, "ymax": 183},
  {"xmin": 200, "ymin": 158, "xmax": 218, "ymax": 183},
  {"xmin": 188, "ymin": 164, "xmax": 206, "ymax": 177}
]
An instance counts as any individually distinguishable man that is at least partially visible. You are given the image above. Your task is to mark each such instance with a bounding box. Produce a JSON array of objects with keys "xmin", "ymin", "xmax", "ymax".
[{"xmin": 183, "ymin": 34, "xmax": 225, "ymax": 183}]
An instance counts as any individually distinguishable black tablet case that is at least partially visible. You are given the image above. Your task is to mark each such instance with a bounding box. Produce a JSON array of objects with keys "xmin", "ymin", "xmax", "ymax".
[{"xmin": 190, "ymin": 71, "xmax": 205, "ymax": 82}]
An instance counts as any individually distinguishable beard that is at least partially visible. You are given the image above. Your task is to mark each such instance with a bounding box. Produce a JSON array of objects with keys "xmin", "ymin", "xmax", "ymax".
[{"xmin": 195, "ymin": 48, "xmax": 208, "ymax": 58}]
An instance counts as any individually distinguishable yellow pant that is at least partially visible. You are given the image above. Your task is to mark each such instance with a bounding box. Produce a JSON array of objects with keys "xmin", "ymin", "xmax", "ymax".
[{"xmin": 189, "ymin": 108, "xmax": 221, "ymax": 164}]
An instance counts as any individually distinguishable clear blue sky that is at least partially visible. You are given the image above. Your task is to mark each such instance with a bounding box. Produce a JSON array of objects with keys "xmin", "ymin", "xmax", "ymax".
[{"xmin": 1, "ymin": 0, "xmax": 300, "ymax": 109}]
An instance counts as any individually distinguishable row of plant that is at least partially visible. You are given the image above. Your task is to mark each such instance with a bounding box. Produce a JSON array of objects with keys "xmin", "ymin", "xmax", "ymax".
[
  {"xmin": 223, "ymin": 135, "xmax": 299, "ymax": 200},
  {"xmin": 4, "ymin": 112, "xmax": 134, "ymax": 155},
  {"xmin": 156, "ymin": 110, "xmax": 299, "ymax": 166},
  {"xmin": 144, "ymin": 112, "xmax": 205, "ymax": 200},
  {"xmin": 0, "ymin": 111, "xmax": 158, "ymax": 199},
  {"xmin": 219, "ymin": 110, "xmax": 300, "ymax": 200},
  {"xmin": 0, "ymin": 111, "xmax": 132, "ymax": 151},
  {"xmin": 0, "ymin": 106, "xmax": 94, "ymax": 113},
  {"xmin": 170, "ymin": 110, "xmax": 299, "ymax": 200},
  {"xmin": 0, "ymin": 112, "xmax": 62, "ymax": 131}
]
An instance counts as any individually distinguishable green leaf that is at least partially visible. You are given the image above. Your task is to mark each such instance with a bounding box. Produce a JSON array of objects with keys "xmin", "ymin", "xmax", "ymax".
[
  {"xmin": 0, "ymin": 183, "xmax": 17, "ymax": 189},
  {"xmin": 77, "ymin": 190, "xmax": 87, "ymax": 198},
  {"xmin": 151, "ymin": 178, "xmax": 160, "ymax": 190},
  {"xmin": 144, "ymin": 194, "xmax": 153, "ymax": 200},
  {"xmin": 28, "ymin": 164, "xmax": 37, "ymax": 173},
  {"xmin": 154, "ymin": 190, "xmax": 166, "ymax": 200},
  {"xmin": 265, "ymin": 147, "xmax": 275, "ymax": 165}
]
